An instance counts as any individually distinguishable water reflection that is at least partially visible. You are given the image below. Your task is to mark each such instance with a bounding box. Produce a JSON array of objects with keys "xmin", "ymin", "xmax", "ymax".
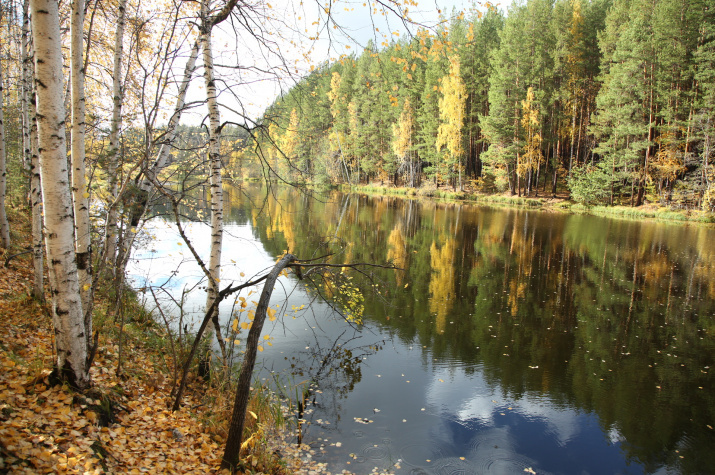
[{"xmin": 135, "ymin": 184, "xmax": 715, "ymax": 474}]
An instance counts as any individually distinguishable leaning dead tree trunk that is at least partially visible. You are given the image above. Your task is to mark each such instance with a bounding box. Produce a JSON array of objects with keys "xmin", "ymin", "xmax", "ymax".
[
  {"xmin": 31, "ymin": 0, "xmax": 89, "ymax": 388},
  {"xmin": 221, "ymin": 253, "xmax": 296, "ymax": 471}
]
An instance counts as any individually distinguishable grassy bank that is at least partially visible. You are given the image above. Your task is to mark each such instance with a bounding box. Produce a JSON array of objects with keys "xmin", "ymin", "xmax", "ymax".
[
  {"xmin": 339, "ymin": 183, "xmax": 715, "ymax": 225},
  {"xmin": 0, "ymin": 204, "xmax": 326, "ymax": 474}
]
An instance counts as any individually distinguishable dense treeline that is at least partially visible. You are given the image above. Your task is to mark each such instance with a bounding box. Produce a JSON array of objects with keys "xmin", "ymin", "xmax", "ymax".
[{"xmin": 245, "ymin": 0, "xmax": 715, "ymax": 210}]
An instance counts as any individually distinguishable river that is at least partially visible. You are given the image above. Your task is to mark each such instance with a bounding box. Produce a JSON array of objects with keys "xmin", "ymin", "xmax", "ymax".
[{"xmin": 129, "ymin": 183, "xmax": 715, "ymax": 474}]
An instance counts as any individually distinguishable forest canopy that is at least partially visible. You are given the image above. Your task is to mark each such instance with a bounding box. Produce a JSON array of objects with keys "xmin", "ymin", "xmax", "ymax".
[{"xmin": 239, "ymin": 0, "xmax": 715, "ymax": 211}]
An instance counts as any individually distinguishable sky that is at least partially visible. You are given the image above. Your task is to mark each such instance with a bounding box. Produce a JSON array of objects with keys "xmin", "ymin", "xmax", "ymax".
[{"xmin": 182, "ymin": 0, "xmax": 501, "ymax": 125}]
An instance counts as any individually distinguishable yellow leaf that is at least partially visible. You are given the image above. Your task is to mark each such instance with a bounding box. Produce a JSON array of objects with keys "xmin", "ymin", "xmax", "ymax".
[
  {"xmin": 263, "ymin": 335, "xmax": 270, "ymax": 340},
  {"xmin": 232, "ymin": 319, "xmax": 238, "ymax": 332},
  {"xmin": 258, "ymin": 345, "xmax": 264, "ymax": 352},
  {"xmin": 248, "ymin": 410, "xmax": 258, "ymax": 419},
  {"xmin": 83, "ymin": 192, "xmax": 90, "ymax": 198}
]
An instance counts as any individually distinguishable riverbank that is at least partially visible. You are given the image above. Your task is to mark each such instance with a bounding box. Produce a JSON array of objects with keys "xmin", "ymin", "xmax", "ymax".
[
  {"xmin": 0, "ymin": 207, "xmax": 340, "ymax": 474},
  {"xmin": 338, "ymin": 183, "xmax": 715, "ymax": 225}
]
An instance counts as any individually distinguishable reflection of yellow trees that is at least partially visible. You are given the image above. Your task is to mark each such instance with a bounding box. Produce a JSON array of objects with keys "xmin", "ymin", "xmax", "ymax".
[
  {"xmin": 387, "ymin": 226, "xmax": 407, "ymax": 286},
  {"xmin": 508, "ymin": 280, "xmax": 527, "ymax": 317},
  {"xmin": 694, "ymin": 228, "xmax": 715, "ymax": 299},
  {"xmin": 265, "ymin": 192, "xmax": 296, "ymax": 251},
  {"xmin": 429, "ymin": 237, "xmax": 456, "ymax": 334},
  {"xmin": 506, "ymin": 215, "xmax": 537, "ymax": 316}
]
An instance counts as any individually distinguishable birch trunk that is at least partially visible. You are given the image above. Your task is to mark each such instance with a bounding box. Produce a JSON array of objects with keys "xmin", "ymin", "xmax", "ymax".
[
  {"xmin": 21, "ymin": 0, "xmax": 32, "ymax": 175},
  {"xmin": 103, "ymin": 0, "xmax": 127, "ymax": 269},
  {"xmin": 0, "ymin": 57, "xmax": 10, "ymax": 249},
  {"xmin": 26, "ymin": 17, "xmax": 44, "ymax": 300},
  {"xmin": 31, "ymin": 0, "xmax": 89, "ymax": 388},
  {"xmin": 70, "ymin": 0, "xmax": 92, "ymax": 340},
  {"xmin": 201, "ymin": 2, "xmax": 226, "ymax": 360}
]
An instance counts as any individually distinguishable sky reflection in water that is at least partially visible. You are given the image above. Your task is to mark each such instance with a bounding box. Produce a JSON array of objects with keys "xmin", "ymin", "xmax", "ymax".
[{"xmin": 130, "ymin": 185, "xmax": 715, "ymax": 474}]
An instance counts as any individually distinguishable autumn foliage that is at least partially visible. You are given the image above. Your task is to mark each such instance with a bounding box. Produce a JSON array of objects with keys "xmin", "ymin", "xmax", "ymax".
[{"xmin": 0, "ymin": 212, "xmax": 317, "ymax": 474}]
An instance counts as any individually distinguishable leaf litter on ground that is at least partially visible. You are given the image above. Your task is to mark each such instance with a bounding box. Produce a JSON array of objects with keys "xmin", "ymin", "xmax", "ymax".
[{"xmin": 0, "ymin": 217, "xmax": 392, "ymax": 475}]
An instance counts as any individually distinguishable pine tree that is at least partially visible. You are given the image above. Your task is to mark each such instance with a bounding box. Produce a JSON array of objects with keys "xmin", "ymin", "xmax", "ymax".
[{"xmin": 591, "ymin": 0, "xmax": 656, "ymax": 206}]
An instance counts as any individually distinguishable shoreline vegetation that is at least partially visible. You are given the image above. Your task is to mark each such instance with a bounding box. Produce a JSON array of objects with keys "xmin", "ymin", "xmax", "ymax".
[
  {"xmin": 0, "ymin": 204, "xmax": 359, "ymax": 474},
  {"xmin": 335, "ymin": 183, "xmax": 715, "ymax": 225},
  {"xmin": 240, "ymin": 0, "xmax": 715, "ymax": 217}
]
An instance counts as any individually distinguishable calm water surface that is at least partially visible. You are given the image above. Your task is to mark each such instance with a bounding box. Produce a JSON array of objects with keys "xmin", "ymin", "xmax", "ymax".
[{"xmin": 130, "ymin": 184, "xmax": 715, "ymax": 474}]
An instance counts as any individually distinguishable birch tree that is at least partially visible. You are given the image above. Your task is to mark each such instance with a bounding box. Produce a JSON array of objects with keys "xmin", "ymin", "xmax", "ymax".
[
  {"xmin": 201, "ymin": 0, "xmax": 227, "ymax": 360},
  {"xmin": 24, "ymin": 0, "xmax": 43, "ymax": 299},
  {"xmin": 30, "ymin": 0, "xmax": 89, "ymax": 388},
  {"xmin": 103, "ymin": 0, "xmax": 127, "ymax": 269},
  {"xmin": 0, "ymin": 54, "xmax": 9, "ymax": 249},
  {"xmin": 436, "ymin": 55, "xmax": 467, "ymax": 190},
  {"xmin": 70, "ymin": 0, "xmax": 93, "ymax": 344}
]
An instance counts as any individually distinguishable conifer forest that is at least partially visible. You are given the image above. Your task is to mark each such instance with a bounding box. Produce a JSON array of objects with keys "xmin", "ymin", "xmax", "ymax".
[{"xmin": 246, "ymin": 0, "xmax": 715, "ymax": 211}]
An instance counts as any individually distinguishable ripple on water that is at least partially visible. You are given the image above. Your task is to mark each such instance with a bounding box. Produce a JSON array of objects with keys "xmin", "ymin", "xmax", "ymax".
[
  {"xmin": 467, "ymin": 427, "xmax": 546, "ymax": 474},
  {"xmin": 361, "ymin": 442, "xmax": 391, "ymax": 461},
  {"xmin": 399, "ymin": 443, "xmax": 447, "ymax": 467},
  {"xmin": 432, "ymin": 456, "xmax": 478, "ymax": 475}
]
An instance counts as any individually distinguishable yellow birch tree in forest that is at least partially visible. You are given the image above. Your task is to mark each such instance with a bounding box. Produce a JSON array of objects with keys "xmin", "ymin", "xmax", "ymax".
[
  {"xmin": 436, "ymin": 55, "xmax": 466, "ymax": 190},
  {"xmin": 520, "ymin": 87, "xmax": 544, "ymax": 195},
  {"xmin": 392, "ymin": 98, "xmax": 416, "ymax": 186}
]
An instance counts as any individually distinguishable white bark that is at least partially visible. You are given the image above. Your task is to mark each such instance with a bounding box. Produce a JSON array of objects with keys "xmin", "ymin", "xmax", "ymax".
[
  {"xmin": 70, "ymin": 0, "xmax": 92, "ymax": 338},
  {"xmin": 21, "ymin": 0, "xmax": 32, "ymax": 174},
  {"xmin": 25, "ymin": 5, "xmax": 44, "ymax": 299},
  {"xmin": 0, "ymin": 57, "xmax": 10, "ymax": 249},
  {"xmin": 31, "ymin": 0, "xmax": 89, "ymax": 388},
  {"xmin": 103, "ymin": 0, "xmax": 127, "ymax": 268},
  {"xmin": 201, "ymin": 1, "xmax": 225, "ymax": 359}
]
